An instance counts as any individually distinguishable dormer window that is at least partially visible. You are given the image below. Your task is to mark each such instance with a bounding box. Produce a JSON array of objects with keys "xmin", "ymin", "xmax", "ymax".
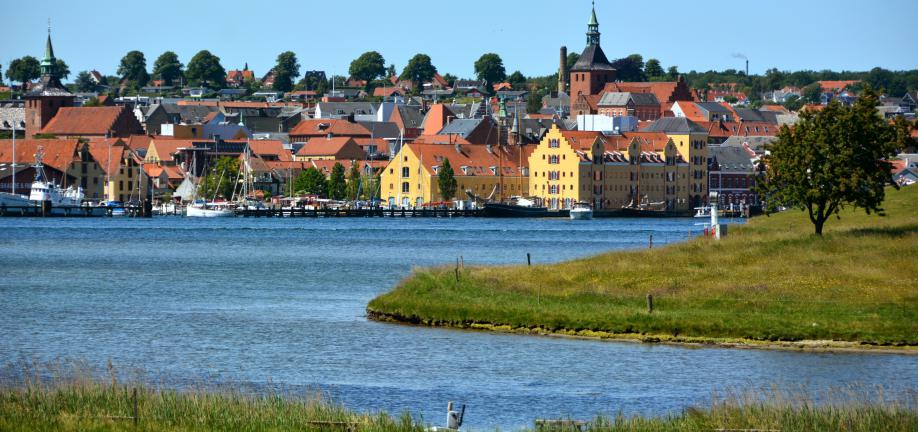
[{"xmin": 489, "ymin": 166, "xmax": 497, "ymax": 175}]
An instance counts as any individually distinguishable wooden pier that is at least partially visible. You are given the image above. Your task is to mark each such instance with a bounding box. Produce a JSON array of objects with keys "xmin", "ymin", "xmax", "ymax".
[
  {"xmin": 0, "ymin": 204, "xmax": 151, "ymax": 218},
  {"xmin": 235, "ymin": 207, "xmax": 482, "ymax": 218}
]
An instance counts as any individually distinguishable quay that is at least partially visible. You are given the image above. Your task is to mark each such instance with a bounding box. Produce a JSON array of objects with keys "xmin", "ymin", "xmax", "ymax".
[
  {"xmin": 236, "ymin": 207, "xmax": 482, "ymax": 218},
  {"xmin": 0, "ymin": 204, "xmax": 152, "ymax": 218}
]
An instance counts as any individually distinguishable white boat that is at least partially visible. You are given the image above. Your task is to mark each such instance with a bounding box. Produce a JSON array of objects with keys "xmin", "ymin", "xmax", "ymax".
[
  {"xmin": 0, "ymin": 191, "xmax": 32, "ymax": 207},
  {"xmin": 693, "ymin": 206, "xmax": 722, "ymax": 218},
  {"xmin": 570, "ymin": 202, "xmax": 593, "ymax": 220},
  {"xmin": 186, "ymin": 200, "xmax": 235, "ymax": 218},
  {"xmin": 1, "ymin": 146, "xmax": 97, "ymax": 215}
]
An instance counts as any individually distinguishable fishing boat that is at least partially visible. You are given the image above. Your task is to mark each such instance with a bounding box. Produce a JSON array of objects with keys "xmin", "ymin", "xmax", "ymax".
[{"xmin": 569, "ymin": 202, "xmax": 593, "ymax": 220}]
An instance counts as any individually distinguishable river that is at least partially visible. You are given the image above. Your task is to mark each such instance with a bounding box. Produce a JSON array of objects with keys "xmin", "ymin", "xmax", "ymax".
[{"xmin": 0, "ymin": 216, "xmax": 914, "ymax": 430}]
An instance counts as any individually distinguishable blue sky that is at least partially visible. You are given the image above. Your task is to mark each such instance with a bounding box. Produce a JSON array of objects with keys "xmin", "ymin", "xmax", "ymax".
[{"xmin": 2, "ymin": 0, "xmax": 916, "ymax": 82}]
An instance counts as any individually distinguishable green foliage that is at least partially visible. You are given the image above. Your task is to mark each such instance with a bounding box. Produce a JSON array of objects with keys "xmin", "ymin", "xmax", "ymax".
[
  {"xmin": 611, "ymin": 54, "xmax": 646, "ymax": 81},
  {"xmin": 117, "ymin": 50, "xmax": 149, "ymax": 87},
  {"xmin": 273, "ymin": 51, "xmax": 301, "ymax": 92},
  {"xmin": 442, "ymin": 73, "xmax": 457, "ymax": 87},
  {"xmin": 151, "ymin": 51, "xmax": 184, "ymax": 85},
  {"xmin": 82, "ymin": 97, "xmax": 102, "ymax": 107},
  {"xmin": 757, "ymin": 87, "xmax": 910, "ymax": 235},
  {"xmin": 400, "ymin": 54, "xmax": 437, "ymax": 89},
  {"xmin": 437, "ymin": 158, "xmax": 457, "ymax": 201},
  {"xmin": 644, "ymin": 58, "xmax": 664, "ymax": 79},
  {"xmin": 54, "ymin": 59, "xmax": 70, "ymax": 80},
  {"xmin": 667, "ymin": 65, "xmax": 679, "ymax": 80},
  {"xmin": 507, "ymin": 70, "xmax": 527, "ymax": 89},
  {"xmin": 370, "ymin": 186, "xmax": 918, "ymax": 346},
  {"xmin": 566, "ymin": 52, "xmax": 580, "ymax": 71},
  {"xmin": 783, "ymin": 94, "xmax": 804, "ymax": 111},
  {"xmin": 298, "ymin": 70, "xmax": 328, "ymax": 94},
  {"xmin": 7, "ymin": 56, "xmax": 40, "ymax": 84},
  {"xmin": 349, "ymin": 51, "xmax": 386, "ymax": 83},
  {"xmin": 200, "ymin": 157, "xmax": 240, "ymax": 200},
  {"xmin": 723, "ymin": 95, "xmax": 739, "ymax": 104},
  {"xmin": 802, "ymin": 82, "xmax": 823, "ymax": 103},
  {"xmin": 73, "ymin": 71, "xmax": 96, "ymax": 92},
  {"xmin": 294, "ymin": 167, "xmax": 328, "ymax": 197},
  {"xmin": 474, "ymin": 53, "xmax": 506, "ymax": 89},
  {"xmin": 527, "ymin": 90, "xmax": 543, "ymax": 114},
  {"xmin": 186, "ymin": 50, "xmax": 226, "ymax": 88},
  {"xmin": 347, "ymin": 162, "xmax": 361, "ymax": 201},
  {"xmin": 328, "ymin": 162, "xmax": 347, "ymax": 200},
  {"xmin": 386, "ymin": 63, "xmax": 397, "ymax": 78}
]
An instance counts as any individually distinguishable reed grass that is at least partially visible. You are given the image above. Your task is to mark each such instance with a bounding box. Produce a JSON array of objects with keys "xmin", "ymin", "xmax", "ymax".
[{"xmin": 368, "ymin": 187, "xmax": 918, "ymax": 347}]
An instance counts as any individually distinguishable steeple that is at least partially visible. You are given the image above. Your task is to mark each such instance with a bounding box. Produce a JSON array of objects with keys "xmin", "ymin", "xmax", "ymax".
[
  {"xmin": 586, "ymin": 2, "xmax": 601, "ymax": 45},
  {"xmin": 41, "ymin": 20, "xmax": 57, "ymax": 77}
]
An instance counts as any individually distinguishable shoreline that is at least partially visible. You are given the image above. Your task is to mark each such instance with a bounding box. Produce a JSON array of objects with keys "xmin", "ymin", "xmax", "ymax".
[{"xmin": 366, "ymin": 310, "xmax": 918, "ymax": 355}]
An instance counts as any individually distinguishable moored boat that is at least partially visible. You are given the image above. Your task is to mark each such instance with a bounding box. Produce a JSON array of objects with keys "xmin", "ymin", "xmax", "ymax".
[{"xmin": 569, "ymin": 202, "xmax": 593, "ymax": 220}]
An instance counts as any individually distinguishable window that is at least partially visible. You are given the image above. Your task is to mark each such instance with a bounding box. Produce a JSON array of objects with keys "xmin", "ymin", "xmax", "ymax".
[
  {"xmin": 402, "ymin": 167, "xmax": 410, "ymax": 177},
  {"xmin": 549, "ymin": 139, "xmax": 559, "ymax": 148},
  {"xmin": 401, "ymin": 182, "xmax": 409, "ymax": 193},
  {"xmin": 549, "ymin": 155, "xmax": 559, "ymax": 164}
]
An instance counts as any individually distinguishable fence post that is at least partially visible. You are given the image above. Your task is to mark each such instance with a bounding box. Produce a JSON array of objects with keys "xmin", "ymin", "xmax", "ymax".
[
  {"xmin": 646, "ymin": 294, "xmax": 654, "ymax": 313},
  {"xmin": 527, "ymin": 253, "xmax": 531, "ymax": 267},
  {"xmin": 649, "ymin": 234, "xmax": 653, "ymax": 249},
  {"xmin": 132, "ymin": 387, "xmax": 139, "ymax": 426}
]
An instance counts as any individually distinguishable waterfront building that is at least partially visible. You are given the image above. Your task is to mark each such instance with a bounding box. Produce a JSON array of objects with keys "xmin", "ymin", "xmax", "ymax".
[
  {"xmin": 87, "ymin": 138, "xmax": 150, "ymax": 202},
  {"xmin": 380, "ymin": 142, "xmax": 530, "ymax": 208},
  {"xmin": 707, "ymin": 142, "xmax": 763, "ymax": 208},
  {"xmin": 642, "ymin": 117, "xmax": 710, "ymax": 207},
  {"xmin": 0, "ymin": 139, "xmax": 108, "ymax": 200}
]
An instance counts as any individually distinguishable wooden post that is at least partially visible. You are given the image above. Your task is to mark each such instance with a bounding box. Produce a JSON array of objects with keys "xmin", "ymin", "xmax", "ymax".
[
  {"xmin": 646, "ymin": 294, "xmax": 653, "ymax": 313},
  {"xmin": 455, "ymin": 258, "xmax": 460, "ymax": 282},
  {"xmin": 527, "ymin": 253, "xmax": 531, "ymax": 266},
  {"xmin": 132, "ymin": 387, "xmax": 139, "ymax": 426},
  {"xmin": 649, "ymin": 234, "xmax": 653, "ymax": 249},
  {"xmin": 460, "ymin": 255, "xmax": 464, "ymax": 269}
]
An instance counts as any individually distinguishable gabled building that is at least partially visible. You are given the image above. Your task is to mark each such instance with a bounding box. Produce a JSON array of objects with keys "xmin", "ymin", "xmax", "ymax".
[
  {"xmin": 41, "ymin": 106, "xmax": 144, "ymax": 138},
  {"xmin": 87, "ymin": 138, "xmax": 150, "ymax": 202},
  {"xmin": 569, "ymin": 5, "xmax": 616, "ymax": 107},
  {"xmin": 707, "ymin": 142, "xmax": 762, "ymax": 208},
  {"xmin": 24, "ymin": 29, "xmax": 75, "ymax": 138},
  {"xmin": 294, "ymin": 137, "xmax": 366, "ymax": 161},
  {"xmin": 597, "ymin": 92, "xmax": 661, "ymax": 120},
  {"xmin": 289, "ymin": 118, "xmax": 372, "ymax": 142}
]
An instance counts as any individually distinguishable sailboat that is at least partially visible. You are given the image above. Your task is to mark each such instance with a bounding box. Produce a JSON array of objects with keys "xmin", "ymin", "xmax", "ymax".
[{"xmin": 185, "ymin": 149, "xmax": 234, "ymax": 218}]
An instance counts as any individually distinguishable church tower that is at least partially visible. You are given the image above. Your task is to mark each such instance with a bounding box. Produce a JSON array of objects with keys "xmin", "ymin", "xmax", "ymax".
[
  {"xmin": 569, "ymin": 3, "xmax": 616, "ymax": 112},
  {"xmin": 25, "ymin": 25, "xmax": 74, "ymax": 138}
]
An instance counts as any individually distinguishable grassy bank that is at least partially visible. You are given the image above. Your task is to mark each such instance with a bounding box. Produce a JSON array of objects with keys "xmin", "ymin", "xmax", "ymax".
[
  {"xmin": 1, "ymin": 379, "xmax": 915, "ymax": 431},
  {"xmin": 368, "ymin": 187, "xmax": 918, "ymax": 348}
]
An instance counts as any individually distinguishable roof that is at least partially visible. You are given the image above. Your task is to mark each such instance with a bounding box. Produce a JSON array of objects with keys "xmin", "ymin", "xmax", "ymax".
[
  {"xmin": 404, "ymin": 143, "xmax": 532, "ymax": 177},
  {"xmin": 125, "ymin": 135, "xmax": 153, "ymax": 152},
  {"xmin": 603, "ymin": 81, "xmax": 694, "ymax": 104},
  {"xmin": 248, "ymin": 139, "xmax": 292, "ymax": 161},
  {"xmin": 422, "ymin": 104, "xmax": 457, "ymax": 135},
  {"xmin": 642, "ymin": 117, "xmax": 708, "ymax": 134},
  {"xmin": 571, "ymin": 44, "xmax": 615, "ymax": 72},
  {"xmin": 41, "ymin": 106, "xmax": 131, "ymax": 136},
  {"xmin": 0, "ymin": 139, "xmax": 81, "ymax": 173},
  {"xmin": 721, "ymin": 136, "xmax": 778, "ymax": 153},
  {"xmin": 696, "ymin": 102, "xmax": 732, "ymax": 114},
  {"xmin": 438, "ymin": 118, "xmax": 485, "ymax": 139},
  {"xmin": 0, "ymin": 106, "xmax": 25, "ymax": 131},
  {"xmin": 818, "ymin": 80, "xmax": 860, "ymax": 92},
  {"xmin": 289, "ymin": 119, "xmax": 372, "ymax": 138},
  {"xmin": 317, "ymin": 102, "xmax": 377, "ymax": 117},
  {"xmin": 373, "ymin": 87, "xmax": 404, "ymax": 97},
  {"xmin": 296, "ymin": 137, "xmax": 360, "ymax": 157},
  {"xmin": 356, "ymin": 121, "xmax": 401, "ymax": 140},
  {"xmin": 86, "ymin": 138, "xmax": 128, "ymax": 175},
  {"xmin": 710, "ymin": 144, "xmax": 757, "ymax": 172},
  {"xmin": 598, "ymin": 92, "xmax": 660, "ymax": 107},
  {"xmin": 391, "ymin": 105, "xmax": 425, "ymax": 130}
]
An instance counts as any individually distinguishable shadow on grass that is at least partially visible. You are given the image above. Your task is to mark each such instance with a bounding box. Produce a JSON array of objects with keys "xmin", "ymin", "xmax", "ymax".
[{"xmin": 846, "ymin": 224, "xmax": 918, "ymax": 238}]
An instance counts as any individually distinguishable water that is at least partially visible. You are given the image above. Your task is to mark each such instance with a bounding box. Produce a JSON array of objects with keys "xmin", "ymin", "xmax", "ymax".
[{"xmin": 0, "ymin": 217, "xmax": 914, "ymax": 430}]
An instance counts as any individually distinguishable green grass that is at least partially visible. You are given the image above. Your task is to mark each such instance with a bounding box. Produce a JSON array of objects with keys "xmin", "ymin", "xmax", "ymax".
[{"xmin": 368, "ymin": 186, "xmax": 918, "ymax": 347}]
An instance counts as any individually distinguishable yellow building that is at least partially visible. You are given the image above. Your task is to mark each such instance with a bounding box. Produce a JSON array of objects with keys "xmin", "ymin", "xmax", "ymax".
[
  {"xmin": 88, "ymin": 138, "xmax": 150, "ymax": 202},
  {"xmin": 381, "ymin": 142, "xmax": 530, "ymax": 208},
  {"xmin": 528, "ymin": 125, "xmax": 694, "ymax": 212},
  {"xmin": 642, "ymin": 117, "xmax": 709, "ymax": 207}
]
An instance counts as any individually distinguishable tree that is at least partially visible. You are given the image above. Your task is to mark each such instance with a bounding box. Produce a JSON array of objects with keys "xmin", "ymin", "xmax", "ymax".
[
  {"xmin": 611, "ymin": 54, "xmax": 645, "ymax": 81},
  {"xmin": 327, "ymin": 162, "xmax": 347, "ymax": 200},
  {"xmin": 293, "ymin": 167, "xmax": 328, "ymax": 197},
  {"xmin": 185, "ymin": 50, "xmax": 226, "ymax": 88},
  {"xmin": 644, "ymin": 58, "xmax": 664, "ymax": 79},
  {"xmin": 437, "ymin": 158, "xmax": 458, "ymax": 201},
  {"xmin": 117, "ymin": 50, "xmax": 150, "ymax": 87},
  {"xmin": 507, "ymin": 70, "xmax": 526, "ymax": 89},
  {"xmin": 349, "ymin": 51, "xmax": 386, "ymax": 83},
  {"xmin": 152, "ymin": 51, "xmax": 184, "ymax": 85},
  {"xmin": 386, "ymin": 64, "xmax": 397, "ymax": 78},
  {"xmin": 7, "ymin": 56, "xmax": 40, "ymax": 84},
  {"xmin": 82, "ymin": 97, "xmax": 103, "ymax": 107},
  {"xmin": 273, "ymin": 51, "xmax": 301, "ymax": 92},
  {"xmin": 755, "ymin": 88, "xmax": 911, "ymax": 235},
  {"xmin": 802, "ymin": 83, "xmax": 822, "ymax": 103},
  {"xmin": 201, "ymin": 157, "xmax": 240, "ymax": 200},
  {"xmin": 667, "ymin": 66, "xmax": 679, "ymax": 80},
  {"xmin": 783, "ymin": 94, "xmax": 804, "ymax": 112},
  {"xmin": 566, "ymin": 53, "xmax": 580, "ymax": 71},
  {"xmin": 400, "ymin": 54, "xmax": 437, "ymax": 89},
  {"xmin": 474, "ymin": 53, "xmax": 506, "ymax": 89},
  {"xmin": 442, "ymin": 73, "xmax": 457, "ymax": 87},
  {"xmin": 55, "ymin": 59, "xmax": 70, "ymax": 80},
  {"xmin": 526, "ymin": 90, "xmax": 543, "ymax": 114},
  {"xmin": 346, "ymin": 162, "xmax": 362, "ymax": 201}
]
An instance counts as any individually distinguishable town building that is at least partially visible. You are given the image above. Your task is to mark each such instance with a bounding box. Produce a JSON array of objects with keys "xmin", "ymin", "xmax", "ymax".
[
  {"xmin": 294, "ymin": 137, "xmax": 366, "ymax": 161},
  {"xmin": 24, "ymin": 30, "xmax": 75, "ymax": 138},
  {"xmin": 707, "ymin": 142, "xmax": 763, "ymax": 208}
]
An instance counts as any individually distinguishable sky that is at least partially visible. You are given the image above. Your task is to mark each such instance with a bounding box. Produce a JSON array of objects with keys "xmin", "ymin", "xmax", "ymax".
[{"xmin": 2, "ymin": 0, "xmax": 917, "ymax": 83}]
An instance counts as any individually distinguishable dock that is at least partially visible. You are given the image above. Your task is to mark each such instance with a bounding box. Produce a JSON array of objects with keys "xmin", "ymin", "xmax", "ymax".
[
  {"xmin": 0, "ymin": 204, "xmax": 150, "ymax": 218},
  {"xmin": 235, "ymin": 207, "xmax": 482, "ymax": 218}
]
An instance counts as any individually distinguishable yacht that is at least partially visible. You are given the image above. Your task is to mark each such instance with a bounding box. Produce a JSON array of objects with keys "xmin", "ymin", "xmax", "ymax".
[
  {"xmin": 569, "ymin": 202, "xmax": 594, "ymax": 220},
  {"xmin": 186, "ymin": 200, "xmax": 235, "ymax": 218}
]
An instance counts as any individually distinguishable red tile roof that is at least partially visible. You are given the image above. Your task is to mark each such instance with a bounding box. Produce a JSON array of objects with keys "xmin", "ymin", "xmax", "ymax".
[
  {"xmin": 289, "ymin": 119, "xmax": 372, "ymax": 140},
  {"xmin": 247, "ymin": 140, "xmax": 292, "ymax": 161},
  {"xmin": 604, "ymin": 81, "xmax": 696, "ymax": 104},
  {"xmin": 422, "ymin": 104, "xmax": 456, "ymax": 135},
  {"xmin": 0, "ymin": 139, "xmax": 81, "ymax": 173},
  {"xmin": 297, "ymin": 137, "xmax": 365, "ymax": 159},
  {"xmin": 86, "ymin": 138, "xmax": 128, "ymax": 175},
  {"xmin": 126, "ymin": 135, "xmax": 153, "ymax": 152},
  {"xmin": 373, "ymin": 87, "xmax": 405, "ymax": 97},
  {"xmin": 674, "ymin": 101, "xmax": 706, "ymax": 122},
  {"xmin": 406, "ymin": 143, "xmax": 532, "ymax": 177},
  {"xmin": 41, "ymin": 106, "xmax": 133, "ymax": 136},
  {"xmin": 818, "ymin": 80, "xmax": 860, "ymax": 92}
]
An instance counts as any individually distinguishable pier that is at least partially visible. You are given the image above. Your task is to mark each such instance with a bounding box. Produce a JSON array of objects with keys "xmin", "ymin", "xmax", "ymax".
[{"xmin": 235, "ymin": 207, "xmax": 483, "ymax": 218}]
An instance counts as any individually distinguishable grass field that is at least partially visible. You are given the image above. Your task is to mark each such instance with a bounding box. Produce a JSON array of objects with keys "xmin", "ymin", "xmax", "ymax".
[{"xmin": 368, "ymin": 186, "xmax": 918, "ymax": 348}]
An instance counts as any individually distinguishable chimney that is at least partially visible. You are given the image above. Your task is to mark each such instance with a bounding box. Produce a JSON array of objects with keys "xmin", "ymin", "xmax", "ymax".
[
  {"xmin": 559, "ymin": 46, "xmax": 568, "ymax": 94},
  {"xmin": 746, "ymin": 59, "xmax": 749, "ymax": 76}
]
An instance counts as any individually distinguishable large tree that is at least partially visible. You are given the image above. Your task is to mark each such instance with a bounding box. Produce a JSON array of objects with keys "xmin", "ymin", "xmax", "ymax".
[
  {"xmin": 348, "ymin": 51, "xmax": 386, "ymax": 83},
  {"xmin": 55, "ymin": 59, "xmax": 70, "ymax": 80},
  {"xmin": 507, "ymin": 70, "xmax": 526, "ymax": 89},
  {"xmin": 400, "ymin": 53, "xmax": 437, "ymax": 88},
  {"xmin": 117, "ymin": 50, "xmax": 150, "ymax": 87},
  {"xmin": 74, "ymin": 71, "xmax": 96, "ymax": 92},
  {"xmin": 437, "ymin": 158, "xmax": 457, "ymax": 201},
  {"xmin": 346, "ymin": 162, "xmax": 362, "ymax": 201},
  {"xmin": 474, "ymin": 53, "xmax": 506, "ymax": 89},
  {"xmin": 185, "ymin": 50, "xmax": 226, "ymax": 88},
  {"xmin": 802, "ymin": 82, "xmax": 823, "ymax": 103},
  {"xmin": 611, "ymin": 54, "xmax": 646, "ymax": 82},
  {"xmin": 273, "ymin": 51, "xmax": 301, "ymax": 92},
  {"xmin": 756, "ymin": 88, "xmax": 911, "ymax": 235},
  {"xmin": 566, "ymin": 53, "xmax": 580, "ymax": 71},
  {"xmin": 327, "ymin": 162, "xmax": 347, "ymax": 200},
  {"xmin": 7, "ymin": 56, "xmax": 40, "ymax": 84},
  {"xmin": 644, "ymin": 58, "xmax": 664, "ymax": 79},
  {"xmin": 293, "ymin": 167, "xmax": 328, "ymax": 197},
  {"xmin": 152, "ymin": 51, "xmax": 184, "ymax": 85}
]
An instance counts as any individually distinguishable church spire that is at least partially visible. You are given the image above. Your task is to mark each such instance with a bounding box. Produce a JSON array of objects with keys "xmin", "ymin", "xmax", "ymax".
[
  {"xmin": 586, "ymin": 1, "xmax": 600, "ymax": 46},
  {"xmin": 41, "ymin": 19, "xmax": 57, "ymax": 77}
]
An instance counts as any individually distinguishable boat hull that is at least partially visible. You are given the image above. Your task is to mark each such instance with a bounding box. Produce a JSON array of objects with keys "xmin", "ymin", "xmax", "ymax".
[
  {"xmin": 186, "ymin": 205, "xmax": 234, "ymax": 218},
  {"xmin": 482, "ymin": 203, "xmax": 549, "ymax": 218},
  {"xmin": 569, "ymin": 209, "xmax": 593, "ymax": 220}
]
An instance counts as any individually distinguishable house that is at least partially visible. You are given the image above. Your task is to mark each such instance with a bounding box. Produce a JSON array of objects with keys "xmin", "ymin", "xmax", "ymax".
[
  {"xmin": 437, "ymin": 117, "xmax": 501, "ymax": 145},
  {"xmin": 380, "ymin": 142, "xmax": 531, "ymax": 208},
  {"xmin": 640, "ymin": 117, "xmax": 710, "ymax": 206},
  {"xmin": 0, "ymin": 138, "xmax": 106, "ymax": 199},
  {"xmin": 373, "ymin": 87, "xmax": 405, "ymax": 99},
  {"xmin": 226, "ymin": 69, "xmax": 255, "ymax": 87},
  {"xmin": 528, "ymin": 126, "xmax": 692, "ymax": 211},
  {"xmin": 388, "ymin": 105, "xmax": 425, "ymax": 138},
  {"xmin": 707, "ymin": 142, "xmax": 762, "ymax": 208},
  {"xmin": 289, "ymin": 118, "xmax": 373, "ymax": 142},
  {"xmin": 672, "ymin": 101, "xmax": 734, "ymax": 122},
  {"xmin": 596, "ymin": 92, "xmax": 661, "ymax": 121},
  {"xmin": 87, "ymin": 137, "xmax": 150, "ymax": 202},
  {"xmin": 818, "ymin": 80, "xmax": 860, "ymax": 93},
  {"xmin": 294, "ymin": 137, "xmax": 366, "ymax": 161},
  {"xmin": 315, "ymin": 102, "xmax": 377, "ymax": 120},
  {"xmin": 41, "ymin": 106, "xmax": 144, "ymax": 138}
]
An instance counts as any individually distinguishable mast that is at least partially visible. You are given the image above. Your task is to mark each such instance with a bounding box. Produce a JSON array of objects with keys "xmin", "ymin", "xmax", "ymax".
[
  {"xmin": 396, "ymin": 131, "xmax": 403, "ymax": 207},
  {"xmin": 10, "ymin": 121, "xmax": 15, "ymax": 195}
]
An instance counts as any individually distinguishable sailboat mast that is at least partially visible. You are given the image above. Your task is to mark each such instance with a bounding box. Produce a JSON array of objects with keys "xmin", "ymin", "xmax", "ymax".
[{"xmin": 10, "ymin": 122, "xmax": 15, "ymax": 195}]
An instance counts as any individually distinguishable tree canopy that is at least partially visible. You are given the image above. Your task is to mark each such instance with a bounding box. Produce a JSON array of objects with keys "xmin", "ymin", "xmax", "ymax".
[
  {"xmin": 273, "ymin": 51, "xmax": 301, "ymax": 92},
  {"xmin": 294, "ymin": 167, "xmax": 328, "ymax": 197},
  {"xmin": 400, "ymin": 54, "xmax": 437, "ymax": 88},
  {"xmin": 611, "ymin": 54, "xmax": 646, "ymax": 82},
  {"xmin": 474, "ymin": 53, "xmax": 506, "ymax": 89},
  {"xmin": 201, "ymin": 157, "xmax": 240, "ymax": 200},
  {"xmin": 117, "ymin": 50, "xmax": 150, "ymax": 87},
  {"xmin": 348, "ymin": 51, "xmax": 386, "ymax": 83},
  {"xmin": 185, "ymin": 50, "xmax": 226, "ymax": 88},
  {"xmin": 507, "ymin": 70, "xmax": 527, "ymax": 89},
  {"xmin": 328, "ymin": 162, "xmax": 347, "ymax": 200},
  {"xmin": 7, "ymin": 56, "xmax": 40, "ymax": 84},
  {"xmin": 152, "ymin": 51, "xmax": 184, "ymax": 85},
  {"xmin": 437, "ymin": 158, "xmax": 458, "ymax": 201},
  {"xmin": 756, "ymin": 87, "xmax": 912, "ymax": 235},
  {"xmin": 347, "ymin": 163, "xmax": 362, "ymax": 201},
  {"xmin": 644, "ymin": 58, "xmax": 664, "ymax": 79},
  {"xmin": 74, "ymin": 71, "xmax": 96, "ymax": 92},
  {"xmin": 54, "ymin": 59, "xmax": 70, "ymax": 80}
]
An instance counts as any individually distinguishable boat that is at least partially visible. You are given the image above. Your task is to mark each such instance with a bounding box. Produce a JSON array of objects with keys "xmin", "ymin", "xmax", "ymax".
[
  {"xmin": 693, "ymin": 205, "xmax": 725, "ymax": 218},
  {"xmin": 569, "ymin": 202, "xmax": 593, "ymax": 220},
  {"xmin": 186, "ymin": 199, "xmax": 235, "ymax": 217},
  {"xmin": 483, "ymin": 196, "xmax": 548, "ymax": 218},
  {"xmin": 103, "ymin": 201, "xmax": 127, "ymax": 217}
]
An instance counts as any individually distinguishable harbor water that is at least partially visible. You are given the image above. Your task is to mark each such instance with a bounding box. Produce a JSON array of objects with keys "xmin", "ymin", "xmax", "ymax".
[{"xmin": 1, "ymin": 217, "xmax": 915, "ymax": 430}]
